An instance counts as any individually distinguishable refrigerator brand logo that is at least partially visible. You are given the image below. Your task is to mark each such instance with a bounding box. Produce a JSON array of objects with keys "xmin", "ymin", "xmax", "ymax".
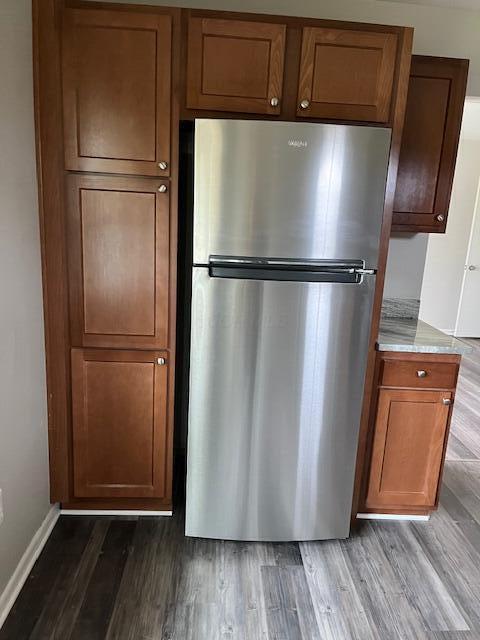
[{"xmin": 288, "ymin": 139, "xmax": 308, "ymax": 148}]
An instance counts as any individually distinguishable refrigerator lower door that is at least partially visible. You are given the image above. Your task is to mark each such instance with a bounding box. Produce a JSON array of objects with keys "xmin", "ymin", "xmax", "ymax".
[{"xmin": 186, "ymin": 267, "xmax": 376, "ymax": 541}]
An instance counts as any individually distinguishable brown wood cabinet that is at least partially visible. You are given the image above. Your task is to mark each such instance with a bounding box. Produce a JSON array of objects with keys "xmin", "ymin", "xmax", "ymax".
[
  {"xmin": 366, "ymin": 388, "xmax": 452, "ymax": 509},
  {"xmin": 363, "ymin": 352, "xmax": 460, "ymax": 514},
  {"xmin": 35, "ymin": 1, "xmax": 413, "ymax": 511},
  {"xmin": 392, "ymin": 56, "xmax": 469, "ymax": 233},
  {"xmin": 71, "ymin": 349, "xmax": 169, "ymax": 499},
  {"xmin": 67, "ymin": 174, "xmax": 170, "ymax": 350},
  {"xmin": 62, "ymin": 8, "xmax": 172, "ymax": 177},
  {"xmin": 186, "ymin": 17, "xmax": 286, "ymax": 115},
  {"xmin": 296, "ymin": 27, "xmax": 397, "ymax": 122}
]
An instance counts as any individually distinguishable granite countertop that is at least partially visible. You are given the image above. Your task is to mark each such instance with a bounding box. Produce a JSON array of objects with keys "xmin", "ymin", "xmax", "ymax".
[{"xmin": 378, "ymin": 298, "xmax": 472, "ymax": 355}]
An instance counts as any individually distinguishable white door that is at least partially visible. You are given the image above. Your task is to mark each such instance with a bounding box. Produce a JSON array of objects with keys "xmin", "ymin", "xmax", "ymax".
[{"xmin": 455, "ymin": 178, "xmax": 480, "ymax": 337}]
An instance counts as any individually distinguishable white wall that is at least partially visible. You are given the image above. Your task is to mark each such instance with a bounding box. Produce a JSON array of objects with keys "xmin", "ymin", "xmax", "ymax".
[
  {"xmin": 419, "ymin": 132, "xmax": 480, "ymax": 332},
  {"xmin": 0, "ymin": 0, "xmax": 51, "ymax": 598},
  {"xmin": 384, "ymin": 233, "xmax": 429, "ymax": 299}
]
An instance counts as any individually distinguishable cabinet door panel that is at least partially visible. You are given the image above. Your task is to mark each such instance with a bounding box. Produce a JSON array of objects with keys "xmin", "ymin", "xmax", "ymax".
[
  {"xmin": 72, "ymin": 349, "xmax": 168, "ymax": 498},
  {"xmin": 68, "ymin": 175, "xmax": 169, "ymax": 349},
  {"xmin": 62, "ymin": 8, "xmax": 171, "ymax": 176},
  {"xmin": 366, "ymin": 389, "xmax": 451, "ymax": 509},
  {"xmin": 186, "ymin": 17, "xmax": 286, "ymax": 114},
  {"xmin": 297, "ymin": 27, "xmax": 397, "ymax": 122},
  {"xmin": 393, "ymin": 56, "xmax": 468, "ymax": 232}
]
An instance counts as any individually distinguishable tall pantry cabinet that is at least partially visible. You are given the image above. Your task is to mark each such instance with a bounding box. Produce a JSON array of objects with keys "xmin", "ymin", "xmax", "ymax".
[{"xmin": 60, "ymin": 7, "xmax": 178, "ymax": 508}]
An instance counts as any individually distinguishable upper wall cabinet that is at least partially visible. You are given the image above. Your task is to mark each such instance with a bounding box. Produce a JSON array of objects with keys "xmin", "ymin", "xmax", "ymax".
[
  {"xmin": 392, "ymin": 56, "xmax": 469, "ymax": 233},
  {"xmin": 186, "ymin": 17, "xmax": 286, "ymax": 115},
  {"xmin": 62, "ymin": 9, "xmax": 172, "ymax": 176},
  {"xmin": 67, "ymin": 174, "xmax": 170, "ymax": 350},
  {"xmin": 296, "ymin": 27, "xmax": 397, "ymax": 122}
]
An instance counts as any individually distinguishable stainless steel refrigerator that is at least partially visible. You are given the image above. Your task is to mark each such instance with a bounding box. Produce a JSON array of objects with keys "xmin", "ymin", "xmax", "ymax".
[{"xmin": 186, "ymin": 119, "xmax": 391, "ymax": 541}]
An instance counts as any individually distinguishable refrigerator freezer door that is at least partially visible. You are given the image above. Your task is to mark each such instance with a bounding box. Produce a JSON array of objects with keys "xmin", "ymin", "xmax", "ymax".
[
  {"xmin": 193, "ymin": 120, "xmax": 391, "ymax": 269},
  {"xmin": 186, "ymin": 267, "xmax": 376, "ymax": 541}
]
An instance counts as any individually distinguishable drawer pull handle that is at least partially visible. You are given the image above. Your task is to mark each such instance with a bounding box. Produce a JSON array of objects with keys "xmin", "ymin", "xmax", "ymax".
[
  {"xmin": 442, "ymin": 398, "xmax": 452, "ymax": 406},
  {"xmin": 157, "ymin": 357, "xmax": 166, "ymax": 365},
  {"xmin": 417, "ymin": 370, "xmax": 428, "ymax": 378}
]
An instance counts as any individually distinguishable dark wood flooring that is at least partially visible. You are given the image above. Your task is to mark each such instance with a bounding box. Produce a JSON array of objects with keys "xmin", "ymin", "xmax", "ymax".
[{"xmin": 1, "ymin": 340, "xmax": 480, "ymax": 639}]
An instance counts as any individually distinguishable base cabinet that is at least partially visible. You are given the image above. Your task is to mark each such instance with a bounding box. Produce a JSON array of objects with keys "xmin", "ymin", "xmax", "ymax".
[
  {"xmin": 366, "ymin": 388, "xmax": 452, "ymax": 509},
  {"xmin": 363, "ymin": 352, "xmax": 460, "ymax": 514},
  {"xmin": 71, "ymin": 349, "xmax": 169, "ymax": 499}
]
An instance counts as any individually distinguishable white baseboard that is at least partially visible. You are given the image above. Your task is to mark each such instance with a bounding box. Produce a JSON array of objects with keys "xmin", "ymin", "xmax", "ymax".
[
  {"xmin": 357, "ymin": 512, "xmax": 430, "ymax": 521},
  {"xmin": 0, "ymin": 504, "xmax": 60, "ymax": 630},
  {"xmin": 60, "ymin": 509, "xmax": 173, "ymax": 516}
]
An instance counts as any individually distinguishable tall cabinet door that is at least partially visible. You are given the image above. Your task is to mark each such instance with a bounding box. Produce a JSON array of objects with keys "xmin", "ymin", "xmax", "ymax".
[
  {"xmin": 392, "ymin": 56, "xmax": 469, "ymax": 233},
  {"xmin": 67, "ymin": 174, "xmax": 170, "ymax": 349},
  {"xmin": 366, "ymin": 389, "xmax": 452, "ymax": 509},
  {"xmin": 186, "ymin": 17, "xmax": 286, "ymax": 115},
  {"xmin": 72, "ymin": 349, "xmax": 169, "ymax": 498},
  {"xmin": 296, "ymin": 27, "xmax": 397, "ymax": 122},
  {"xmin": 62, "ymin": 9, "xmax": 172, "ymax": 176}
]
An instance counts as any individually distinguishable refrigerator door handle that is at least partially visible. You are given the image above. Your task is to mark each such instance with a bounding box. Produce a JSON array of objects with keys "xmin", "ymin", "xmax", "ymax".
[
  {"xmin": 209, "ymin": 255, "xmax": 364, "ymax": 271},
  {"xmin": 209, "ymin": 265, "xmax": 366, "ymax": 284}
]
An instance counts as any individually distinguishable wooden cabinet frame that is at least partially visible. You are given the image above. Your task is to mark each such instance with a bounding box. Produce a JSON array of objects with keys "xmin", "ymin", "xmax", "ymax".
[
  {"xmin": 34, "ymin": 0, "xmax": 180, "ymax": 510},
  {"xmin": 33, "ymin": 0, "xmax": 412, "ymax": 514}
]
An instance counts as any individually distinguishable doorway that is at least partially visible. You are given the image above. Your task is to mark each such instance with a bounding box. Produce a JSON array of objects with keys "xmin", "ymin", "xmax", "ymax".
[
  {"xmin": 419, "ymin": 98, "xmax": 480, "ymax": 335},
  {"xmin": 455, "ymin": 178, "xmax": 480, "ymax": 336}
]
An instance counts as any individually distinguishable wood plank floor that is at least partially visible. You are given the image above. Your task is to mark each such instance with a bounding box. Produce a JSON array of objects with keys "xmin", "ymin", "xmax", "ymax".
[{"xmin": 2, "ymin": 340, "xmax": 480, "ymax": 640}]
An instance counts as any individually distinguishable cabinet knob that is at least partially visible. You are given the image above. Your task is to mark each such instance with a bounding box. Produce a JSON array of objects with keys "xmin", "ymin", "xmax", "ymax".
[
  {"xmin": 270, "ymin": 97, "xmax": 280, "ymax": 107},
  {"xmin": 300, "ymin": 99, "xmax": 310, "ymax": 110},
  {"xmin": 436, "ymin": 214, "xmax": 445, "ymax": 223},
  {"xmin": 158, "ymin": 161, "xmax": 168, "ymax": 170},
  {"xmin": 416, "ymin": 370, "xmax": 427, "ymax": 378},
  {"xmin": 157, "ymin": 357, "xmax": 166, "ymax": 365},
  {"xmin": 158, "ymin": 184, "xmax": 167, "ymax": 193},
  {"xmin": 442, "ymin": 398, "xmax": 452, "ymax": 406},
  {"xmin": 468, "ymin": 265, "xmax": 477, "ymax": 271}
]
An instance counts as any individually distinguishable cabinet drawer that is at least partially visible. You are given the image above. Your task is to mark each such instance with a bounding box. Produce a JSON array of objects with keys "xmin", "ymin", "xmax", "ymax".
[{"xmin": 380, "ymin": 359, "xmax": 457, "ymax": 389}]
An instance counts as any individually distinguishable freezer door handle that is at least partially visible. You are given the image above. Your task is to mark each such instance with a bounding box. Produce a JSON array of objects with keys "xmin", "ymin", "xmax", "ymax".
[
  {"xmin": 209, "ymin": 265, "xmax": 365, "ymax": 283},
  {"xmin": 209, "ymin": 255, "xmax": 364, "ymax": 271}
]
